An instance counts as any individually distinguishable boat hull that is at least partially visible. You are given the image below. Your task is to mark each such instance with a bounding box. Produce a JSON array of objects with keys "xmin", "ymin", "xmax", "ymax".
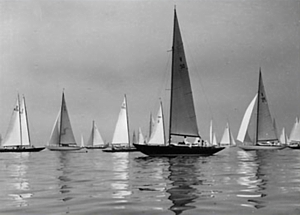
[
  {"xmin": 86, "ymin": 146, "xmax": 108, "ymax": 149},
  {"xmin": 133, "ymin": 143, "xmax": 225, "ymax": 157},
  {"xmin": 239, "ymin": 145, "xmax": 285, "ymax": 151},
  {"xmin": 0, "ymin": 147, "xmax": 45, "ymax": 153},
  {"xmin": 47, "ymin": 146, "xmax": 82, "ymax": 151},
  {"xmin": 288, "ymin": 145, "xmax": 300, "ymax": 150},
  {"xmin": 102, "ymin": 147, "xmax": 138, "ymax": 153}
]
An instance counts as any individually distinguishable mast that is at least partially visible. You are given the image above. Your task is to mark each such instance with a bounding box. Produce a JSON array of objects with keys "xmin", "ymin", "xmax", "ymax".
[
  {"xmin": 168, "ymin": 8, "xmax": 176, "ymax": 143},
  {"xmin": 125, "ymin": 94, "xmax": 130, "ymax": 146},
  {"xmin": 18, "ymin": 94, "xmax": 23, "ymax": 147},
  {"xmin": 255, "ymin": 69, "xmax": 261, "ymax": 145},
  {"xmin": 160, "ymin": 100, "xmax": 166, "ymax": 145},
  {"xmin": 23, "ymin": 95, "xmax": 31, "ymax": 146},
  {"xmin": 58, "ymin": 91, "xmax": 64, "ymax": 146}
]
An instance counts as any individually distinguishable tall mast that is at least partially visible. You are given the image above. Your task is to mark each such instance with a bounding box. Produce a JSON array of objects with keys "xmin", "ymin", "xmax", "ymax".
[
  {"xmin": 168, "ymin": 8, "xmax": 176, "ymax": 144},
  {"xmin": 255, "ymin": 68, "xmax": 262, "ymax": 145},
  {"xmin": 18, "ymin": 94, "xmax": 22, "ymax": 146},
  {"xmin": 58, "ymin": 91, "xmax": 64, "ymax": 146},
  {"xmin": 23, "ymin": 95, "xmax": 31, "ymax": 146},
  {"xmin": 125, "ymin": 94, "xmax": 130, "ymax": 146}
]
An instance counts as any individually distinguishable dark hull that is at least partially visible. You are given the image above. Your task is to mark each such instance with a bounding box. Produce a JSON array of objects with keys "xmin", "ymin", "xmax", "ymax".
[
  {"xmin": 86, "ymin": 146, "xmax": 108, "ymax": 149},
  {"xmin": 102, "ymin": 147, "xmax": 139, "ymax": 153},
  {"xmin": 239, "ymin": 145, "xmax": 286, "ymax": 151},
  {"xmin": 133, "ymin": 143, "xmax": 225, "ymax": 157},
  {"xmin": 0, "ymin": 147, "xmax": 45, "ymax": 153},
  {"xmin": 288, "ymin": 145, "xmax": 300, "ymax": 150}
]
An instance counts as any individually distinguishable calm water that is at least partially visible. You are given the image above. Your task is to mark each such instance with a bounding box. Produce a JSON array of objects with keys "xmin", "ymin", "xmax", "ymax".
[{"xmin": 0, "ymin": 148, "xmax": 300, "ymax": 215}]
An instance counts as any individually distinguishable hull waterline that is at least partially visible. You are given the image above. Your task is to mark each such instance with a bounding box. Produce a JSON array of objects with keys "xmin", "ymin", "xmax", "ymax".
[
  {"xmin": 0, "ymin": 147, "xmax": 45, "ymax": 153},
  {"xmin": 133, "ymin": 143, "xmax": 225, "ymax": 157},
  {"xmin": 47, "ymin": 146, "xmax": 82, "ymax": 151},
  {"xmin": 239, "ymin": 145, "xmax": 286, "ymax": 151}
]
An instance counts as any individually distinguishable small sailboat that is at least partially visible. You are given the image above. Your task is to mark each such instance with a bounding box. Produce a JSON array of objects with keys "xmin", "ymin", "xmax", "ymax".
[
  {"xmin": 47, "ymin": 92, "xmax": 81, "ymax": 151},
  {"xmin": 138, "ymin": 128, "xmax": 145, "ymax": 144},
  {"xmin": 220, "ymin": 122, "xmax": 236, "ymax": 148},
  {"xmin": 279, "ymin": 127, "xmax": 288, "ymax": 145},
  {"xmin": 288, "ymin": 117, "xmax": 300, "ymax": 149},
  {"xmin": 85, "ymin": 121, "xmax": 108, "ymax": 149},
  {"xmin": 103, "ymin": 95, "xmax": 138, "ymax": 152},
  {"xmin": 237, "ymin": 70, "xmax": 285, "ymax": 151},
  {"xmin": 209, "ymin": 120, "xmax": 218, "ymax": 146},
  {"xmin": 80, "ymin": 134, "xmax": 85, "ymax": 148},
  {"xmin": 133, "ymin": 9, "xmax": 225, "ymax": 156},
  {"xmin": 0, "ymin": 95, "xmax": 45, "ymax": 152}
]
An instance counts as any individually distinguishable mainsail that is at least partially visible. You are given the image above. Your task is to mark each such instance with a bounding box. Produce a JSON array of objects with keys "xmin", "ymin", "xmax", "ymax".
[
  {"xmin": 112, "ymin": 95, "xmax": 130, "ymax": 146},
  {"xmin": 256, "ymin": 71, "xmax": 278, "ymax": 142},
  {"xmin": 87, "ymin": 121, "xmax": 105, "ymax": 147},
  {"xmin": 220, "ymin": 123, "xmax": 236, "ymax": 146},
  {"xmin": 48, "ymin": 92, "xmax": 77, "ymax": 146},
  {"xmin": 2, "ymin": 95, "xmax": 31, "ymax": 147},
  {"xmin": 169, "ymin": 10, "xmax": 199, "ymax": 139},
  {"xmin": 148, "ymin": 102, "xmax": 165, "ymax": 145}
]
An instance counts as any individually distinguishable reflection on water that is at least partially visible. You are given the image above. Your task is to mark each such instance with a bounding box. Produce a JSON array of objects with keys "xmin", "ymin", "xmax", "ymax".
[
  {"xmin": 7, "ymin": 153, "xmax": 32, "ymax": 207},
  {"xmin": 236, "ymin": 150, "xmax": 266, "ymax": 209},
  {"xmin": 111, "ymin": 153, "xmax": 132, "ymax": 208},
  {"xmin": 56, "ymin": 152, "xmax": 73, "ymax": 202},
  {"xmin": 167, "ymin": 157, "xmax": 203, "ymax": 215}
]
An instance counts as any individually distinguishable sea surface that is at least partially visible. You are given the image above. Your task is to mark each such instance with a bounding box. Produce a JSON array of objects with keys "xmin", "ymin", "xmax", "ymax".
[{"xmin": 0, "ymin": 147, "xmax": 300, "ymax": 215}]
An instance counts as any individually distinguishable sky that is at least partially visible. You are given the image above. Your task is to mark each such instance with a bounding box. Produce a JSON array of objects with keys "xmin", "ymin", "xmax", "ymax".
[{"xmin": 0, "ymin": 0, "xmax": 299, "ymax": 146}]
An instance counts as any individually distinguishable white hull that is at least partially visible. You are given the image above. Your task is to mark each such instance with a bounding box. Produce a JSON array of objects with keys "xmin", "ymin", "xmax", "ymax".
[
  {"xmin": 47, "ymin": 145, "xmax": 82, "ymax": 151},
  {"xmin": 239, "ymin": 145, "xmax": 285, "ymax": 151}
]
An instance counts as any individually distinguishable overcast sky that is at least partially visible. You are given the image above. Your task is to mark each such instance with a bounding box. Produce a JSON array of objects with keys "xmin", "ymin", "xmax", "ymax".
[{"xmin": 0, "ymin": 0, "xmax": 299, "ymax": 145}]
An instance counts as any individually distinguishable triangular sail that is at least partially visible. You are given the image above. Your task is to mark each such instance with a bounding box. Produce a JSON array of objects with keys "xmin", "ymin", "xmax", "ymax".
[
  {"xmin": 237, "ymin": 94, "xmax": 258, "ymax": 142},
  {"xmin": 230, "ymin": 131, "xmax": 236, "ymax": 146},
  {"xmin": 48, "ymin": 112, "xmax": 60, "ymax": 146},
  {"xmin": 138, "ymin": 128, "xmax": 145, "ymax": 144},
  {"xmin": 256, "ymin": 71, "xmax": 278, "ymax": 142},
  {"xmin": 212, "ymin": 133, "xmax": 218, "ymax": 146},
  {"xmin": 280, "ymin": 127, "xmax": 287, "ymax": 144},
  {"xmin": 289, "ymin": 117, "xmax": 300, "ymax": 142},
  {"xmin": 87, "ymin": 121, "xmax": 105, "ymax": 147},
  {"xmin": 209, "ymin": 120, "xmax": 213, "ymax": 144},
  {"xmin": 59, "ymin": 93, "xmax": 77, "ymax": 145},
  {"xmin": 80, "ymin": 134, "xmax": 85, "ymax": 148},
  {"xmin": 112, "ymin": 96, "xmax": 129, "ymax": 146},
  {"xmin": 169, "ymin": 10, "xmax": 199, "ymax": 139},
  {"xmin": 220, "ymin": 123, "xmax": 231, "ymax": 145},
  {"xmin": 2, "ymin": 98, "xmax": 21, "ymax": 147},
  {"xmin": 148, "ymin": 102, "xmax": 165, "ymax": 145},
  {"xmin": 20, "ymin": 96, "xmax": 30, "ymax": 146}
]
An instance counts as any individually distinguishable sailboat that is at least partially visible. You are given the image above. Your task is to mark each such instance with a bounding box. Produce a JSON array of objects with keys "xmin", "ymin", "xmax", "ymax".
[
  {"xmin": 133, "ymin": 9, "xmax": 225, "ymax": 156},
  {"xmin": 103, "ymin": 95, "xmax": 138, "ymax": 152},
  {"xmin": 138, "ymin": 128, "xmax": 145, "ymax": 144},
  {"xmin": 237, "ymin": 70, "xmax": 285, "ymax": 151},
  {"xmin": 0, "ymin": 95, "xmax": 45, "ymax": 152},
  {"xmin": 47, "ymin": 92, "xmax": 81, "ymax": 151},
  {"xmin": 288, "ymin": 117, "xmax": 300, "ymax": 149},
  {"xmin": 209, "ymin": 120, "xmax": 218, "ymax": 146},
  {"xmin": 220, "ymin": 122, "xmax": 236, "ymax": 147},
  {"xmin": 85, "ymin": 121, "xmax": 108, "ymax": 149}
]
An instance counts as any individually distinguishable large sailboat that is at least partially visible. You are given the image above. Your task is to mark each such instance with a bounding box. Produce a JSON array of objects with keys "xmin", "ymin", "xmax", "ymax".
[
  {"xmin": 237, "ymin": 70, "xmax": 285, "ymax": 151},
  {"xmin": 47, "ymin": 92, "xmax": 81, "ymax": 151},
  {"xmin": 0, "ymin": 95, "xmax": 45, "ymax": 152},
  {"xmin": 103, "ymin": 95, "xmax": 138, "ymax": 152},
  {"xmin": 85, "ymin": 121, "xmax": 108, "ymax": 149},
  {"xmin": 133, "ymin": 9, "xmax": 225, "ymax": 156}
]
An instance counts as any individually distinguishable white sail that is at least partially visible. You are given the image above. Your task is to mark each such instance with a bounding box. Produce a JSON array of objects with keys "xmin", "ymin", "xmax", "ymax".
[
  {"xmin": 237, "ymin": 94, "xmax": 258, "ymax": 142},
  {"xmin": 209, "ymin": 120, "xmax": 213, "ymax": 144},
  {"xmin": 220, "ymin": 123, "xmax": 230, "ymax": 146},
  {"xmin": 279, "ymin": 127, "xmax": 287, "ymax": 144},
  {"xmin": 87, "ymin": 121, "xmax": 105, "ymax": 147},
  {"xmin": 138, "ymin": 128, "xmax": 145, "ymax": 144},
  {"xmin": 80, "ymin": 134, "xmax": 85, "ymax": 148},
  {"xmin": 48, "ymin": 112, "xmax": 60, "ymax": 146},
  {"xmin": 2, "ymin": 98, "xmax": 21, "ymax": 147},
  {"xmin": 148, "ymin": 103, "xmax": 165, "ymax": 145},
  {"xmin": 212, "ymin": 132, "xmax": 218, "ymax": 146},
  {"xmin": 289, "ymin": 117, "xmax": 300, "ymax": 142},
  {"xmin": 112, "ymin": 96, "xmax": 129, "ymax": 146},
  {"xmin": 20, "ymin": 96, "xmax": 30, "ymax": 146},
  {"xmin": 230, "ymin": 131, "xmax": 236, "ymax": 146},
  {"xmin": 48, "ymin": 92, "xmax": 77, "ymax": 147}
]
